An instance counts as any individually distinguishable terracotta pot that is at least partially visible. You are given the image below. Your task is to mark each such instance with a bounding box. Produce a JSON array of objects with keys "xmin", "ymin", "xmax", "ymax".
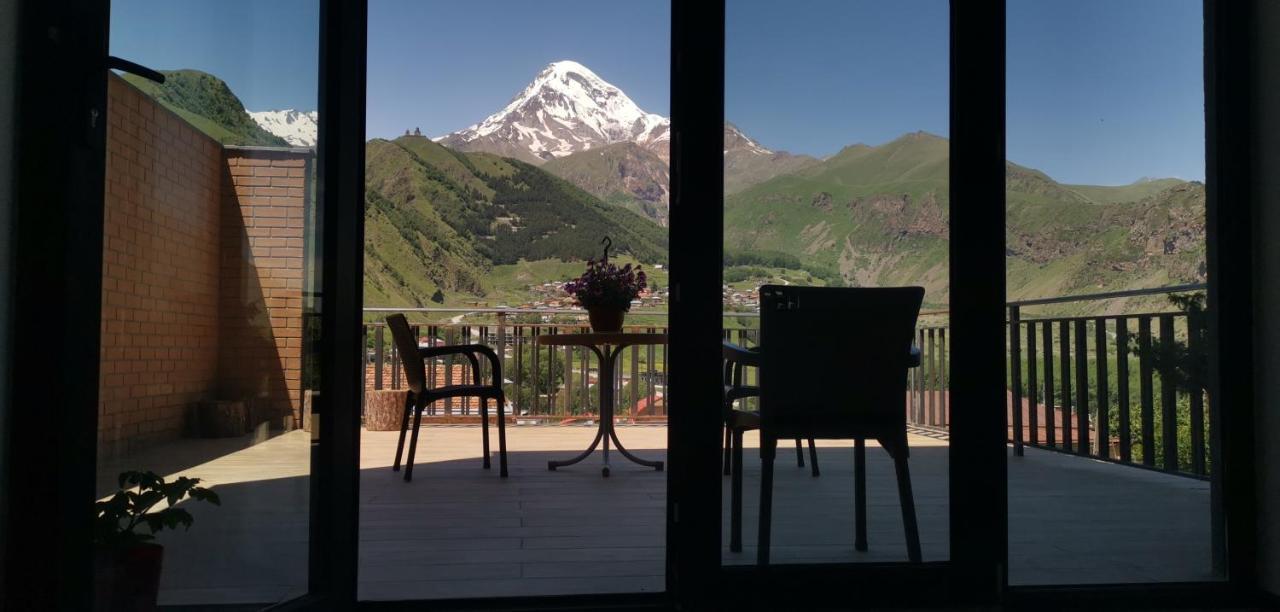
[
  {"xmin": 94, "ymin": 543, "xmax": 163, "ymax": 612},
  {"xmin": 587, "ymin": 307, "xmax": 625, "ymax": 333}
]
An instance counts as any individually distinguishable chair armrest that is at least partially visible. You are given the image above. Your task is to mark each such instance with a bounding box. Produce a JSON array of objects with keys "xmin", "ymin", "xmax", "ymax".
[
  {"xmin": 908, "ymin": 345, "xmax": 921, "ymax": 368},
  {"xmin": 420, "ymin": 344, "xmax": 503, "ymax": 388},
  {"xmin": 722, "ymin": 341, "xmax": 760, "ymax": 367}
]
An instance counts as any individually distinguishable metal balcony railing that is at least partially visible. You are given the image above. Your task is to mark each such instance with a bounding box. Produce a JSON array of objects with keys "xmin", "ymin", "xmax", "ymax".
[{"xmin": 363, "ymin": 282, "xmax": 1211, "ymax": 479}]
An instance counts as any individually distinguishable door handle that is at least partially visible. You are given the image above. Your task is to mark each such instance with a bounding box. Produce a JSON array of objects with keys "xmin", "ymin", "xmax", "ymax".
[{"xmin": 106, "ymin": 56, "xmax": 165, "ymax": 84}]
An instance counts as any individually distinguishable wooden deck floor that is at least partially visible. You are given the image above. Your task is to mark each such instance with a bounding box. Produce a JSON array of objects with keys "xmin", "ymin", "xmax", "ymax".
[{"xmin": 106, "ymin": 425, "xmax": 1214, "ymax": 606}]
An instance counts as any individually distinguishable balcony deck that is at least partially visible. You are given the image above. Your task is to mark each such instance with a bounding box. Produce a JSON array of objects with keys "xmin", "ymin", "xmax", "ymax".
[{"xmin": 103, "ymin": 425, "xmax": 1214, "ymax": 606}]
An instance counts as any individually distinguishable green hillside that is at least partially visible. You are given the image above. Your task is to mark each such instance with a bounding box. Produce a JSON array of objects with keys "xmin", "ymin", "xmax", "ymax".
[
  {"xmin": 725, "ymin": 132, "xmax": 1205, "ymax": 309},
  {"xmin": 1064, "ymin": 178, "xmax": 1187, "ymax": 204},
  {"xmin": 364, "ymin": 136, "xmax": 669, "ymax": 307},
  {"xmin": 542, "ymin": 142, "xmax": 670, "ymax": 224},
  {"xmin": 121, "ymin": 70, "xmax": 288, "ymax": 147}
]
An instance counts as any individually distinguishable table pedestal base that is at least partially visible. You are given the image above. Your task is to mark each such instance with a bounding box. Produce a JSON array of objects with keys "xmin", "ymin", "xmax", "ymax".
[{"xmin": 547, "ymin": 417, "xmax": 664, "ymax": 477}]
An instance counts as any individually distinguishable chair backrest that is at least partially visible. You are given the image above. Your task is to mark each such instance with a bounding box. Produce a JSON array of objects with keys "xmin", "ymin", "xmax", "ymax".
[
  {"xmin": 758, "ymin": 285, "xmax": 924, "ymax": 440},
  {"xmin": 386, "ymin": 313, "xmax": 426, "ymax": 394}
]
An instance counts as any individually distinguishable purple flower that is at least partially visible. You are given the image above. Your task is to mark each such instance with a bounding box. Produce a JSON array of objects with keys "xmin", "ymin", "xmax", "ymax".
[{"xmin": 564, "ymin": 257, "xmax": 648, "ymax": 311}]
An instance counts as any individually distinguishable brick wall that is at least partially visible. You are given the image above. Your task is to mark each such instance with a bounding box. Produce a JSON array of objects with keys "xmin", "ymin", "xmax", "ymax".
[
  {"xmin": 100, "ymin": 76, "xmax": 225, "ymax": 458},
  {"xmin": 219, "ymin": 149, "xmax": 309, "ymax": 427},
  {"xmin": 99, "ymin": 74, "xmax": 312, "ymax": 458}
]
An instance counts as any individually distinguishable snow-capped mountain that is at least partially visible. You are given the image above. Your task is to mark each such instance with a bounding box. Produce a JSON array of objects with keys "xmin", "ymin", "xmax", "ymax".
[
  {"xmin": 724, "ymin": 122, "xmax": 772, "ymax": 156},
  {"xmin": 248, "ymin": 109, "xmax": 318, "ymax": 147},
  {"xmin": 437, "ymin": 60, "xmax": 669, "ymax": 164}
]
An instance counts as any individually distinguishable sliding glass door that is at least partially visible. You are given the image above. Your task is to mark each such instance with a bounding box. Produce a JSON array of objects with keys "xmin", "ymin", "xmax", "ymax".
[
  {"xmin": 1004, "ymin": 0, "xmax": 1223, "ymax": 586},
  {"xmin": 92, "ymin": 0, "xmax": 326, "ymax": 607},
  {"xmin": 720, "ymin": 0, "xmax": 952, "ymax": 568}
]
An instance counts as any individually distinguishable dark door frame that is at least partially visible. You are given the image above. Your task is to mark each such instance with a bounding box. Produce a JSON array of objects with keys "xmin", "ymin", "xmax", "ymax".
[
  {"xmin": 3, "ymin": 0, "xmax": 110, "ymax": 609},
  {"xmin": 677, "ymin": 1, "xmax": 1009, "ymax": 607},
  {"xmin": 1, "ymin": 0, "xmax": 1267, "ymax": 610}
]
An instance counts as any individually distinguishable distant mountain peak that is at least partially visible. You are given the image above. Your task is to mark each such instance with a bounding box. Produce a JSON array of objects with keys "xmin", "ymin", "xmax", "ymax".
[
  {"xmin": 438, "ymin": 60, "xmax": 669, "ymax": 164},
  {"xmin": 249, "ymin": 109, "xmax": 318, "ymax": 147},
  {"xmin": 724, "ymin": 122, "xmax": 772, "ymax": 156}
]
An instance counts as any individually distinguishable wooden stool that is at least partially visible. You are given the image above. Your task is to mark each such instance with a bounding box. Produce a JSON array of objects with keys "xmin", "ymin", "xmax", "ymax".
[{"xmin": 365, "ymin": 389, "xmax": 410, "ymax": 431}]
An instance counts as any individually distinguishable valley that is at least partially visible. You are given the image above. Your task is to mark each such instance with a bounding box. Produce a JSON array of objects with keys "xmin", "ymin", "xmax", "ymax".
[{"xmin": 122, "ymin": 63, "xmax": 1205, "ymax": 318}]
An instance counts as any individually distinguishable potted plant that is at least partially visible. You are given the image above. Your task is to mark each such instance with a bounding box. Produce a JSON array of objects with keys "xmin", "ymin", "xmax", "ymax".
[
  {"xmin": 564, "ymin": 239, "xmax": 647, "ymax": 333},
  {"xmin": 93, "ymin": 470, "xmax": 221, "ymax": 612}
]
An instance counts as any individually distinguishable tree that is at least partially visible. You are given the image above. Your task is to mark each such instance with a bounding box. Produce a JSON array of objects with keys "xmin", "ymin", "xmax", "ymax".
[{"xmin": 1126, "ymin": 292, "xmax": 1208, "ymax": 470}]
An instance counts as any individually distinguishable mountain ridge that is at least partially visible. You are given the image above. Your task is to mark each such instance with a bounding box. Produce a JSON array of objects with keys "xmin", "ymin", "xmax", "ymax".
[
  {"xmin": 249, "ymin": 109, "xmax": 318, "ymax": 147},
  {"xmin": 121, "ymin": 69, "xmax": 288, "ymax": 147}
]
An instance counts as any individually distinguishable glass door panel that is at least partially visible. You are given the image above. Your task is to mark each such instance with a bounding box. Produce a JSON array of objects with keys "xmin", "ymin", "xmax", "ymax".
[
  {"xmin": 1004, "ymin": 0, "xmax": 1221, "ymax": 585},
  {"xmin": 358, "ymin": 0, "xmax": 670, "ymax": 600},
  {"xmin": 97, "ymin": 1, "xmax": 320, "ymax": 606},
  {"xmin": 722, "ymin": 0, "xmax": 950, "ymax": 566}
]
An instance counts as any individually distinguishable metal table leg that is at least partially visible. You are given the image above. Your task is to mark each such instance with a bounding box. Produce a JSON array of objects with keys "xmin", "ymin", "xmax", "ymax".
[{"xmin": 546, "ymin": 343, "xmax": 663, "ymax": 476}]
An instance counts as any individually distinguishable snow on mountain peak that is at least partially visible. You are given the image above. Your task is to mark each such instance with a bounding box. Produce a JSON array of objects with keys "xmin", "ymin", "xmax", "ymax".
[
  {"xmin": 249, "ymin": 109, "xmax": 318, "ymax": 147},
  {"xmin": 439, "ymin": 60, "xmax": 669, "ymax": 163}
]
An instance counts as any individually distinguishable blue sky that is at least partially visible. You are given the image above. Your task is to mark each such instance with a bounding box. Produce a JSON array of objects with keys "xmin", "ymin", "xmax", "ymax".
[
  {"xmin": 1006, "ymin": 0, "xmax": 1205, "ymax": 184},
  {"xmin": 111, "ymin": 0, "xmax": 1204, "ymax": 185},
  {"xmin": 110, "ymin": 0, "xmax": 319, "ymax": 111},
  {"xmin": 365, "ymin": 1, "xmax": 671, "ymax": 140}
]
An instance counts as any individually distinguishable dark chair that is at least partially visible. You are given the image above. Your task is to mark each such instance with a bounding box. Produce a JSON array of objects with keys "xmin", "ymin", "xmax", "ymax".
[
  {"xmin": 722, "ymin": 343, "xmax": 819, "ymax": 553},
  {"xmin": 386, "ymin": 313, "xmax": 508, "ymax": 481},
  {"xmin": 749, "ymin": 285, "xmax": 925, "ymax": 565}
]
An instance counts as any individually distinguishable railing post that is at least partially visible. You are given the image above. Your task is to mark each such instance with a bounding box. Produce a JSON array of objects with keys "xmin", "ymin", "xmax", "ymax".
[
  {"xmin": 1059, "ymin": 320, "xmax": 1073, "ymax": 452},
  {"xmin": 564, "ymin": 341, "xmax": 573, "ymax": 415},
  {"xmin": 1026, "ymin": 320, "xmax": 1039, "ymax": 447},
  {"xmin": 939, "ymin": 327, "xmax": 948, "ymax": 426},
  {"xmin": 374, "ymin": 325, "xmax": 384, "ymax": 391},
  {"xmin": 1042, "ymin": 321, "xmax": 1056, "ymax": 449},
  {"xmin": 1187, "ymin": 311, "xmax": 1206, "ymax": 476},
  {"xmin": 647, "ymin": 331, "xmax": 656, "ymax": 416},
  {"xmin": 444, "ymin": 326, "xmax": 456, "ymax": 414},
  {"xmin": 1116, "ymin": 317, "xmax": 1131, "ymax": 462},
  {"xmin": 1074, "ymin": 318, "xmax": 1090, "ymax": 456},
  {"xmin": 513, "ymin": 324, "xmax": 524, "ymax": 417},
  {"xmin": 927, "ymin": 328, "xmax": 938, "ymax": 426},
  {"xmin": 1158, "ymin": 315, "xmax": 1178, "ymax": 471},
  {"xmin": 1138, "ymin": 316, "xmax": 1155, "ymax": 466},
  {"xmin": 391, "ymin": 328, "xmax": 401, "ymax": 390},
  {"xmin": 1095, "ymin": 318, "xmax": 1110, "ymax": 460},
  {"xmin": 631, "ymin": 344, "xmax": 640, "ymax": 418},
  {"xmin": 361, "ymin": 324, "xmax": 369, "ymax": 415},
  {"xmin": 921, "ymin": 330, "xmax": 931, "ymax": 425},
  {"xmin": 1009, "ymin": 305, "xmax": 1024, "ymax": 456}
]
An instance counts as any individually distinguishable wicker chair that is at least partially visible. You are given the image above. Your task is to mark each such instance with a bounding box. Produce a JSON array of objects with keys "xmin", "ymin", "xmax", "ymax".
[
  {"xmin": 742, "ymin": 285, "xmax": 925, "ymax": 564},
  {"xmin": 386, "ymin": 313, "xmax": 508, "ymax": 480}
]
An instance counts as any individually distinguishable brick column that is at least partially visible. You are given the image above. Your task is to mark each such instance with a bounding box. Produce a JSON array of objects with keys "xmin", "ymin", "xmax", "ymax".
[{"xmin": 219, "ymin": 147, "xmax": 313, "ymax": 429}]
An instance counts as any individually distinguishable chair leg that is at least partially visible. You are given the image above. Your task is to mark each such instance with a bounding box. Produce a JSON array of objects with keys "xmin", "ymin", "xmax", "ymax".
[
  {"xmin": 757, "ymin": 438, "xmax": 776, "ymax": 566},
  {"xmin": 496, "ymin": 392, "xmax": 508, "ymax": 478},
  {"xmin": 854, "ymin": 438, "xmax": 868, "ymax": 551},
  {"xmin": 892, "ymin": 453, "xmax": 922, "ymax": 563},
  {"xmin": 723, "ymin": 426, "xmax": 733, "ymax": 476},
  {"xmin": 480, "ymin": 398, "xmax": 491, "ymax": 470},
  {"xmin": 808, "ymin": 438, "xmax": 820, "ymax": 477},
  {"xmin": 404, "ymin": 404, "xmax": 425, "ymax": 482},
  {"xmin": 392, "ymin": 392, "xmax": 413, "ymax": 472},
  {"xmin": 795, "ymin": 438, "xmax": 805, "ymax": 467},
  {"xmin": 730, "ymin": 429, "xmax": 744, "ymax": 553}
]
